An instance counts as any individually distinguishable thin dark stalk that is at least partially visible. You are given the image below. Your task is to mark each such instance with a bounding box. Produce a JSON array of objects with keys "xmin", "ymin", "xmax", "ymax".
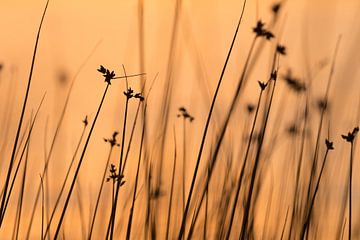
[
  {"xmin": 38, "ymin": 41, "xmax": 100, "ymax": 239},
  {"xmin": 182, "ymin": 117, "xmax": 186, "ymax": 240},
  {"xmin": 144, "ymin": 139, "xmax": 152, "ymax": 240},
  {"xmin": 142, "ymin": 75, "xmax": 157, "ymax": 240},
  {"xmin": 14, "ymin": 123, "xmax": 30, "ymax": 240},
  {"xmin": 225, "ymin": 88, "xmax": 263, "ymax": 239},
  {"xmin": 11, "ymin": 117, "xmax": 32, "ymax": 240},
  {"xmin": 3, "ymin": 95, "xmax": 46, "ymax": 220},
  {"xmin": 26, "ymin": 41, "xmax": 100, "ymax": 239},
  {"xmin": 108, "ymin": 93, "xmax": 129, "ymax": 240},
  {"xmin": 349, "ymin": 142, "xmax": 353, "ymax": 240},
  {"xmin": 300, "ymin": 148, "xmax": 331, "ymax": 239},
  {"xmin": 0, "ymin": 0, "xmax": 50, "ymax": 225},
  {"xmin": 126, "ymin": 104, "xmax": 146, "ymax": 240},
  {"xmin": 178, "ymin": 1, "xmax": 248, "ymax": 238},
  {"xmin": 121, "ymin": 100, "xmax": 141, "ymax": 174},
  {"xmin": 280, "ymin": 207, "xmax": 289, "ymax": 240},
  {"xmin": 137, "ymin": 0, "xmax": 145, "ymax": 91},
  {"xmin": 203, "ymin": 182, "xmax": 208, "ymax": 240},
  {"xmin": 113, "ymin": 73, "xmax": 145, "ymax": 80},
  {"xmin": 216, "ymin": 174, "xmax": 234, "ymax": 239},
  {"xmin": 341, "ymin": 219, "xmax": 347, "ymax": 240},
  {"xmin": 76, "ymin": 178, "xmax": 86, "ymax": 239},
  {"xmin": 44, "ymin": 122, "xmax": 87, "ymax": 239},
  {"xmin": 154, "ymin": 0, "xmax": 182, "ymax": 210},
  {"xmin": 10, "ymin": 121, "xmax": 31, "ymax": 170},
  {"xmin": 88, "ymin": 143, "xmax": 115, "ymax": 240},
  {"xmin": 165, "ymin": 128, "xmax": 177, "ymax": 240},
  {"xmin": 40, "ymin": 175, "xmax": 45, "ymax": 240},
  {"xmin": 261, "ymin": 166, "xmax": 273, "ymax": 239},
  {"xmin": 239, "ymin": 67, "xmax": 279, "ymax": 240},
  {"xmin": 0, "ymin": 73, "xmax": 17, "ymax": 164},
  {"xmin": 187, "ymin": 34, "xmax": 259, "ymax": 239},
  {"xmin": 305, "ymin": 37, "xmax": 340, "ymax": 213},
  {"xmin": 54, "ymin": 83, "xmax": 110, "ymax": 239},
  {"xmin": 288, "ymin": 97, "xmax": 309, "ymax": 239},
  {"xmin": 26, "ymin": 67, "xmax": 81, "ymax": 239},
  {"xmin": 43, "ymin": 118, "xmax": 51, "ymax": 240}
]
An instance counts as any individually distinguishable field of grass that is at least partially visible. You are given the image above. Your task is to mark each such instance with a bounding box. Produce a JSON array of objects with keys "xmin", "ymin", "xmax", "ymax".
[{"xmin": 0, "ymin": 0, "xmax": 359, "ymax": 239}]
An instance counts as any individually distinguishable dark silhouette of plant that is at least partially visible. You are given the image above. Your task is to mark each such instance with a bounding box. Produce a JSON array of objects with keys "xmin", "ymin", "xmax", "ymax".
[
  {"xmin": 88, "ymin": 131, "xmax": 120, "ymax": 240},
  {"xmin": 276, "ymin": 44, "xmax": 286, "ymax": 55},
  {"xmin": 253, "ymin": 20, "xmax": 275, "ymax": 40},
  {"xmin": 300, "ymin": 139, "xmax": 334, "ymax": 239},
  {"xmin": 283, "ymin": 69, "xmax": 306, "ymax": 93},
  {"xmin": 26, "ymin": 42, "xmax": 102, "ymax": 239},
  {"xmin": 184, "ymin": 26, "xmax": 279, "ymax": 240},
  {"xmin": 126, "ymin": 105, "xmax": 146, "ymax": 240},
  {"xmin": 316, "ymin": 98, "xmax": 328, "ymax": 112},
  {"xmin": 246, "ymin": 104, "xmax": 255, "ymax": 114},
  {"xmin": 165, "ymin": 128, "xmax": 177, "ymax": 240},
  {"xmin": 341, "ymin": 126, "xmax": 359, "ymax": 240},
  {"xmin": 177, "ymin": 107, "xmax": 195, "ymax": 122},
  {"xmin": 120, "ymin": 90, "xmax": 146, "ymax": 175},
  {"xmin": 53, "ymin": 66, "xmax": 115, "ymax": 239},
  {"xmin": 240, "ymin": 45, "xmax": 282, "ymax": 239},
  {"xmin": 272, "ymin": 2, "xmax": 282, "ymax": 15},
  {"xmin": 107, "ymin": 65, "xmax": 144, "ymax": 240},
  {"xmin": 177, "ymin": 1, "xmax": 249, "ymax": 235},
  {"xmin": 43, "ymin": 117, "xmax": 88, "ymax": 239},
  {"xmin": 225, "ymin": 81, "xmax": 268, "ymax": 239},
  {"xmin": 0, "ymin": 0, "xmax": 50, "ymax": 225},
  {"xmin": 107, "ymin": 164, "xmax": 125, "ymax": 210},
  {"xmin": 341, "ymin": 127, "xmax": 358, "ymax": 143},
  {"xmin": 303, "ymin": 38, "xmax": 341, "ymax": 240},
  {"xmin": 176, "ymin": 107, "xmax": 194, "ymax": 239}
]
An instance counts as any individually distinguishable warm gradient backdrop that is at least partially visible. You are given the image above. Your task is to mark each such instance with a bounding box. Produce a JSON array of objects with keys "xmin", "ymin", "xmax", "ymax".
[{"xmin": 0, "ymin": 0, "xmax": 359, "ymax": 239}]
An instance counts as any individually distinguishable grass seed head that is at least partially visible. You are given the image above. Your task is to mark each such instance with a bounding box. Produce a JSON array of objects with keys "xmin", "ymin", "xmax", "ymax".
[
  {"xmin": 325, "ymin": 139, "xmax": 334, "ymax": 150},
  {"xmin": 342, "ymin": 127, "xmax": 359, "ymax": 143},
  {"xmin": 97, "ymin": 65, "xmax": 116, "ymax": 84}
]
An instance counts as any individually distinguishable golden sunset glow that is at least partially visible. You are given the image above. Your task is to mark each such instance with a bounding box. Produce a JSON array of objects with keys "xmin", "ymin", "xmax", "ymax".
[{"xmin": 0, "ymin": 0, "xmax": 359, "ymax": 239}]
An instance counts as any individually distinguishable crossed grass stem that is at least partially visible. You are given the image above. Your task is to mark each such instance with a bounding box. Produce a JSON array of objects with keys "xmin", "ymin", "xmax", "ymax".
[
  {"xmin": 43, "ymin": 118, "xmax": 88, "ymax": 239},
  {"xmin": 0, "ymin": 0, "xmax": 49, "ymax": 226},
  {"xmin": 125, "ymin": 103, "xmax": 146, "ymax": 240},
  {"xmin": 27, "ymin": 85, "xmax": 82, "ymax": 238},
  {"xmin": 12, "ymin": 116, "xmax": 31, "ymax": 240},
  {"xmin": 177, "ymin": 1, "xmax": 248, "ymax": 238},
  {"xmin": 88, "ymin": 131, "xmax": 119, "ymax": 240},
  {"xmin": 298, "ymin": 38, "xmax": 341, "ymax": 240},
  {"xmin": 288, "ymin": 96, "xmax": 309, "ymax": 240},
  {"xmin": 53, "ymin": 80, "xmax": 111, "ymax": 239},
  {"xmin": 225, "ymin": 83, "xmax": 266, "ymax": 239},
  {"xmin": 106, "ymin": 85, "xmax": 131, "ymax": 240},
  {"xmin": 26, "ymin": 42, "xmax": 102, "ymax": 239},
  {"xmin": 153, "ymin": 1, "xmax": 182, "ymax": 230},
  {"xmin": 184, "ymin": 20, "xmax": 279, "ymax": 240},
  {"xmin": 239, "ymin": 54, "xmax": 280, "ymax": 239},
  {"xmin": 300, "ymin": 139, "xmax": 334, "ymax": 239},
  {"xmin": 106, "ymin": 65, "xmax": 145, "ymax": 240},
  {"xmin": 53, "ymin": 65, "xmax": 143, "ymax": 239},
  {"xmin": 1, "ymin": 94, "xmax": 46, "ymax": 229},
  {"xmin": 186, "ymin": 29, "xmax": 280, "ymax": 240}
]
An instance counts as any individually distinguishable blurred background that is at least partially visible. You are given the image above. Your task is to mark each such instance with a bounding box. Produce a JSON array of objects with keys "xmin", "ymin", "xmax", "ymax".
[{"xmin": 0, "ymin": 0, "xmax": 359, "ymax": 239}]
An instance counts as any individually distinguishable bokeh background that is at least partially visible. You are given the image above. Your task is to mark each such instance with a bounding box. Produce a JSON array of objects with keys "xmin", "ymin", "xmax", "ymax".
[{"xmin": 0, "ymin": 0, "xmax": 359, "ymax": 239}]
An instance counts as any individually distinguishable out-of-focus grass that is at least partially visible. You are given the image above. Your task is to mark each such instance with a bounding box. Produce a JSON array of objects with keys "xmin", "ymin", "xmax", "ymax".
[{"xmin": 0, "ymin": 0, "xmax": 359, "ymax": 239}]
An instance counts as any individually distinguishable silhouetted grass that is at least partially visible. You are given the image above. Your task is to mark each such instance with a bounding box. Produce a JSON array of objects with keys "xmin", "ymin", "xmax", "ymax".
[
  {"xmin": 0, "ymin": 0, "xmax": 49, "ymax": 226},
  {"xmin": 53, "ymin": 66, "xmax": 114, "ymax": 239},
  {"xmin": 178, "ymin": 1, "xmax": 248, "ymax": 238},
  {"xmin": 1, "ymin": 1, "xmax": 360, "ymax": 240}
]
